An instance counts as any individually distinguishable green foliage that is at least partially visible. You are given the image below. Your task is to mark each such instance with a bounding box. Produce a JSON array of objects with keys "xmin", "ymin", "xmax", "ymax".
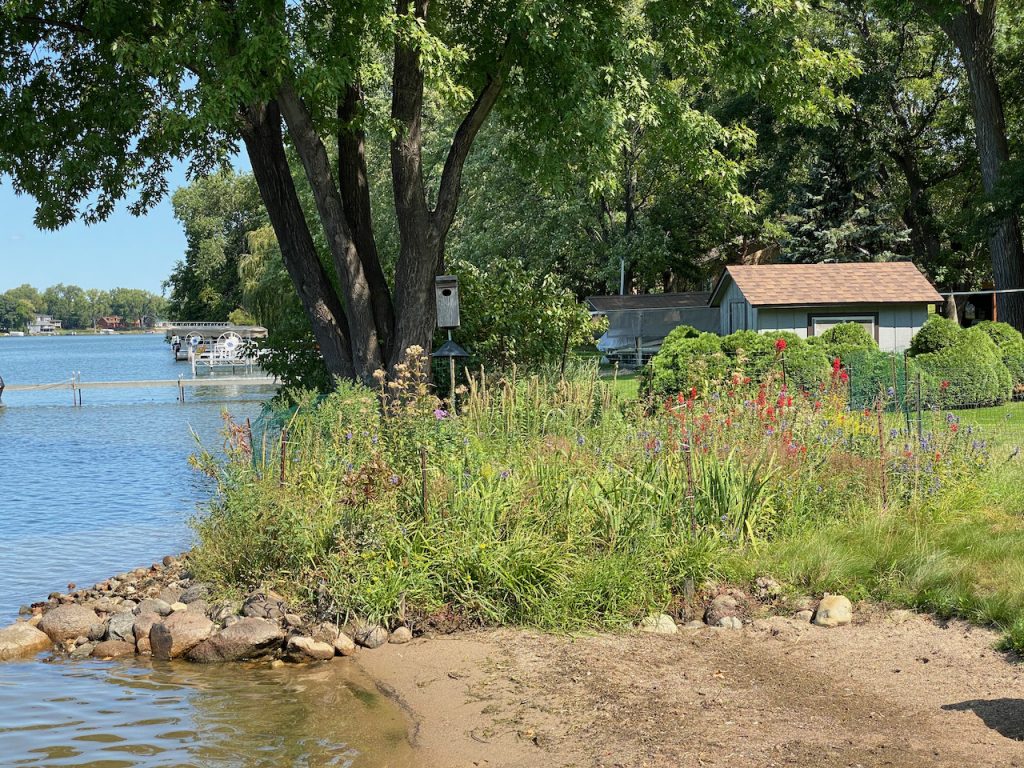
[
  {"xmin": 747, "ymin": 466, "xmax": 1024, "ymax": 653},
  {"xmin": 189, "ymin": 355, "xmax": 989, "ymax": 631},
  {"xmin": 810, "ymin": 322, "xmax": 877, "ymax": 362},
  {"xmin": 912, "ymin": 327, "xmax": 1013, "ymax": 407},
  {"xmin": 165, "ymin": 171, "xmax": 268, "ymax": 322},
  {"xmin": 0, "ymin": 282, "xmax": 164, "ymax": 330},
  {"xmin": 0, "ymin": 293, "xmax": 33, "ymax": 331},
  {"xmin": 259, "ymin": 327, "xmax": 332, "ymax": 396},
  {"xmin": 646, "ymin": 329, "xmax": 728, "ymax": 399},
  {"xmin": 974, "ymin": 321, "xmax": 1024, "ymax": 390},
  {"xmin": 647, "ymin": 328, "xmax": 829, "ymax": 398},
  {"xmin": 909, "ymin": 316, "xmax": 962, "ymax": 355},
  {"xmin": 450, "ymin": 257, "xmax": 597, "ymax": 373}
]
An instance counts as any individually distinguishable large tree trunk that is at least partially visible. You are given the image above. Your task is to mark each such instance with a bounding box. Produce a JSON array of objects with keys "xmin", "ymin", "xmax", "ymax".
[
  {"xmin": 339, "ymin": 84, "xmax": 396, "ymax": 363},
  {"xmin": 388, "ymin": 0, "xmax": 440, "ymax": 368},
  {"xmin": 891, "ymin": 150, "xmax": 943, "ymax": 268},
  {"xmin": 277, "ymin": 83, "xmax": 383, "ymax": 382},
  {"xmin": 936, "ymin": 0, "xmax": 1024, "ymax": 328},
  {"xmin": 240, "ymin": 101, "xmax": 355, "ymax": 380}
]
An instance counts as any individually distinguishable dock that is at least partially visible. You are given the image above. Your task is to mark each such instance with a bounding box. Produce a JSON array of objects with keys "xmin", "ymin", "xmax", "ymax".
[{"xmin": 1, "ymin": 375, "xmax": 278, "ymax": 405}]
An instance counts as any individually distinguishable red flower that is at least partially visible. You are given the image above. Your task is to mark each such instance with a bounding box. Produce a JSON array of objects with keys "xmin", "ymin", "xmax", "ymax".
[
  {"xmin": 775, "ymin": 338, "xmax": 787, "ymax": 352},
  {"xmin": 690, "ymin": 386, "xmax": 698, "ymax": 400},
  {"xmin": 950, "ymin": 424, "xmax": 959, "ymax": 433},
  {"xmin": 832, "ymin": 357, "xmax": 841, "ymax": 372},
  {"xmin": 940, "ymin": 380, "xmax": 950, "ymax": 391},
  {"xmin": 839, "ymin": 371, "xmax": 849, "ymax": 383}
]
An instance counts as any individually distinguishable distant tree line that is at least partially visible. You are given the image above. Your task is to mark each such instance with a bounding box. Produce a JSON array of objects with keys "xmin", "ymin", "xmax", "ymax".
[{"xmin": 0, "ymin": 284, "xmax": 167, "ymax": 332}]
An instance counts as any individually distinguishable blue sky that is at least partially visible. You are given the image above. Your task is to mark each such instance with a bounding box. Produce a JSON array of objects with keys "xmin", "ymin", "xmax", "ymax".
[{"xmin": 0, "ymin": 167, "xmax": 191, "ymax": 296}]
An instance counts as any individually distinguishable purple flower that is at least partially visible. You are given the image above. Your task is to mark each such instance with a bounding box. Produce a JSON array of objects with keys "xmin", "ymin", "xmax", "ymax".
[
  {"xmin": 500, "ymin": 469, "xmax": 512, "ymax": 479},
  {"xmin": 371, "ymin": 435, "xmax": 379, "ymax": 445},
  {"xmin": 345, "ymin": 431, "xmax": 353, "ymax": 441},
  {"xmin": 388, "ymin": 474, "xmax": 400, "ymax": 485},
  {"xmin": 576, "ymin": 435, "xmax": 586, "ymax": 446},
  {"xmin": 434, "ymin": 408, "xmax": 449, "ymax": 420}
]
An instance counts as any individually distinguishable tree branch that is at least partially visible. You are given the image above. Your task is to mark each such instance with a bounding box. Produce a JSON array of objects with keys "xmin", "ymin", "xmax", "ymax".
[{"xmin": 431, "ymin": 71, "xmax": 505, "ymax": 236}]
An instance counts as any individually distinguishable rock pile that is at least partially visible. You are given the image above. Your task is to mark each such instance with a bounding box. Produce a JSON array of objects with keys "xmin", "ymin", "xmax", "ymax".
[
  {"xmin": 0, "ymin": 554, "xmax": 413, "ymax": 664},
  {"xmin": 636, "ymin": 583, "xmax": 855, "ymax": 634}
]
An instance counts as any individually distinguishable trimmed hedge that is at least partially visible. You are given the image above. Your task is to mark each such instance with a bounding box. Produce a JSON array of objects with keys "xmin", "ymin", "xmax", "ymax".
[
  {"xmin": 974, "ymin": 321, "xmax": 1024, "ymax": 391},
  {"xmin": 909, "ymin": 316, "xmax": 961, "ymax": 355},
  {"xmin": 810, "ymin": 322, "xmax": 877, "ymax": 364},
  {"xmin": 647, "ymin": 327, "xmax": 729, "ymax": 397},
  {"xmin": 910, "ymin": 326, "xmax": 1012, "ymax": 407},
  {"xmin": 646, "ymin": 327, "xmax": 828, "ymax": 399}
]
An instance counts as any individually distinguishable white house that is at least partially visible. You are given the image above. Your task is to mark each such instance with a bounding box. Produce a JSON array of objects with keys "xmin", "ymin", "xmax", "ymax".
[
  {"xmin": 708, "ymin": 262, "xmax": 943, "ymax": 353},
  {"xmin": 27, "ymin": 314, "xmax": 62, "ymax": 335}
]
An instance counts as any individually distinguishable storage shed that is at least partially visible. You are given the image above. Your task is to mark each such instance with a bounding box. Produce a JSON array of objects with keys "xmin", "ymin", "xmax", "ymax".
[
  {"xmin": 708, "ymin": 262, "xmax": 943, "ymax": 353},
  {"xmin": 587, "ymin": 292, "xmax": 719, "ymax": 365}
]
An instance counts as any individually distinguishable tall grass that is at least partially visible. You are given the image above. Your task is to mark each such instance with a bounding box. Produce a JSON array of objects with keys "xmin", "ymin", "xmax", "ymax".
[{"xmin": 189, "ymin": 347, "xmax": 1006, "ymax": 637}]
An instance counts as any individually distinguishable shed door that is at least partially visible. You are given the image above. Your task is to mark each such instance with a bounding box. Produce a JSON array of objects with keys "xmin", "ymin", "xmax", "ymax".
[{"xmin": 729, "ymin": 302, "xmax": 747, "ymax": 333}]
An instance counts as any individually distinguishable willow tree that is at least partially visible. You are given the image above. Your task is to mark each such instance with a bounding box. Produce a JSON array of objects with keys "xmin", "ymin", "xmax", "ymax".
[{"xmin": 1, "ymin": 0, "xmax": 851, "ymax": 382}]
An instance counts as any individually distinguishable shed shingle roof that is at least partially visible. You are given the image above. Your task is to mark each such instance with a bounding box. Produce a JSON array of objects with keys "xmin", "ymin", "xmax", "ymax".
[{"xmin": 711, "ymin": 263, "xmax": 942, "ymax": 307}]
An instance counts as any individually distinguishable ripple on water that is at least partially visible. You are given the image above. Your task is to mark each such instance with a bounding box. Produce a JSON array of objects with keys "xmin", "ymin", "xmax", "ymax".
[
  {"xmin": 0, "ymin": 337, "xmax": 414, "ymax": 767},
  {"xmin": 0, "ymin": 658, "xmax": 415, "ymax": 767}
]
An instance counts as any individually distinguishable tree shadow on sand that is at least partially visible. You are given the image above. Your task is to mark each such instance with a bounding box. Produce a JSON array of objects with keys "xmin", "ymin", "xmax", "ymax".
[{"xmin": 942, "ymin": 699, "xmax": 1024, "ymax": 740}]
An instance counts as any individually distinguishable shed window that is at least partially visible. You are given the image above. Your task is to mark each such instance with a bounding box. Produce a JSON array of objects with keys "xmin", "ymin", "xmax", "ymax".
[{"xmin": 810, "ymin": 315, "xmax": 875, "ymax": 338}]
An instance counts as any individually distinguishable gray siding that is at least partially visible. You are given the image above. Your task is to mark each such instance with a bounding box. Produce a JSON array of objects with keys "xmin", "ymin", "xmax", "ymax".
[
  {"xmin": 717, "ymin": 280, "xmax": 756, "ymax": 336},
  {"xmin": 753, "ymin": 303, "xmax": 929, "ymax": 353}
]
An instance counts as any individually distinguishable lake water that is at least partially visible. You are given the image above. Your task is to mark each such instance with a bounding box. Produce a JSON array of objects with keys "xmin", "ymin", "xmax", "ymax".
[{"xmin": 0, "ymin": 335, "xmax": 414, "ymax": 767}]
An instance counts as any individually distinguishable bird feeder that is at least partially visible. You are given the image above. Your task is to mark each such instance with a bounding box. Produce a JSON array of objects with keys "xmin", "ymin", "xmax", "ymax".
[
  {"xmin": 434, "ymin": 275, "xmax": 461, "ymax": 329},
  {"xmin": 432, "ymin": 275, "xmax": 468, "ymax": 406}
]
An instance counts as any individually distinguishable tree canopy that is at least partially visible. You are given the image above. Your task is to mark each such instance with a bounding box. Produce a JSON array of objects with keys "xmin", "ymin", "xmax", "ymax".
[{"xmin": 0, "ymin": 0, "xmax": 857, "ymax": 381}]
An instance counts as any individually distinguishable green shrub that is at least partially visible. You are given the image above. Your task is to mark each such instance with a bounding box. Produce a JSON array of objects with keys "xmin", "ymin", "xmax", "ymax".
[
  {"xmin": 782, "ymin": 343, "xmax": 831, "ymax": 391},
  {"xmin": 911, "ymin": 328, "xmax": 1012, "ymax": 406},
  {"xmin": 909, "ymin": 315, "xmax": 961, "ymax": 355},
  {"xmin": 974, "ymin": 321, "xmax": 1024, "ymax": 390},
  {"xmin": 811, "ymin": 322, "xmax": 877, "ymax": 364},
  {"xmin": 646, "ymin": 329, "xmax": 728, "ymax": 399}
]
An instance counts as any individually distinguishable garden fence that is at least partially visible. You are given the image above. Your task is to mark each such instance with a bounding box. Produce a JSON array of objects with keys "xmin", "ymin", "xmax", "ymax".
[{"xmin": 828, "ymin": 351, "xmax": 1022, "ymax": 461}]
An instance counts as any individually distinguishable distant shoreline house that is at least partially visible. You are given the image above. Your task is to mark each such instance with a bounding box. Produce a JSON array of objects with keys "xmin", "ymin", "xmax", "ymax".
[
  {"xmin": 27, "ymin": 314, "xmax": 61, "ymax": 335},
  {"xmin": 589, "ymin": 262, "xmax": 943, "ymax": 363},
  {"xmin": 96, "ymin": 316, "xmax": 124, "ymax": 330}
]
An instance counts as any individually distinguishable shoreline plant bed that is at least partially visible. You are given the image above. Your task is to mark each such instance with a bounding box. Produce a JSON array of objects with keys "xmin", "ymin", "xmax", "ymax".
[{"xmin": 185, "ymin": 347, "xmax": 1022, "ymax": 646}]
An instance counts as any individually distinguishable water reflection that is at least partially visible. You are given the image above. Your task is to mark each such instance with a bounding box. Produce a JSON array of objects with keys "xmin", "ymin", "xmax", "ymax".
[{"xmin": 0, "ymin": 658, "xmax": 415, "ymax": 767}]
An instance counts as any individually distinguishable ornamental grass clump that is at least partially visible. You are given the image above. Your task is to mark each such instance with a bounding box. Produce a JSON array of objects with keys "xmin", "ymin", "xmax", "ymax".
[{"xmin": 189, "ymin": 346, "xmax": 991, "ymax": 632}]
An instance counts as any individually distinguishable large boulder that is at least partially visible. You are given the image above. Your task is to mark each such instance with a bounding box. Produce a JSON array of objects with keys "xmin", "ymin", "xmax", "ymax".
[
  {"xmin": 354, "ymin": 625, "xmax": 389, "ymax": 649},
  {"xmin": 151, "ymin": 612, "xmax": 214, "ymax": 660},
  {"xmin": 286, "ymin": 635, "xmax": 335, "ymax": 661},
  {"xmin": 134, "ymin": 598, "xmax": 172, "ymax": 617},
  {"xmin": 133, "ymin": 613, "xmax": 160, "ymax": 654},
  {"xmin": 334, "ymin": 632, "xmax": 357, "ymax": 657},
  {"xmin": 813, "ymin": 594, "xmax": 853, "ymax": 628},
  {"xmin": 638, "ymin": 614, "xmax": 678, "ymax": 634},
  {"xmin": 0, "ymin": 623, "xmax": 52, "ymax": 660},
  {"xmin": 180, "ymin": 583, "xmax": 210, "ymax": 604},
  {"xmin": 105, "ymin": 611, "xmax": 136, "ymax": 642},
  {"xmin": 186, "ymin": 618, "xmax": 285, "ymax": 663},
  {"xmin": 38, "ymin": 604, "xmax": 101, "ymax": 643},
  {"xmin": 704, "ymin": 594, "xmax": 741, "ymax": 626},
  {"xmin": 389, "ymin": 626, "xmax": 413, "ymax": 644},
  {"xmin": 91, "ymin": 640, "xmax": 136, "ymax": 659}
]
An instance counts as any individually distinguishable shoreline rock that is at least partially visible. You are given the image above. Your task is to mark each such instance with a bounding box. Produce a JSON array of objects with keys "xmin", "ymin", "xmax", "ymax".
[{"xmin": 1, "ymin": 552, "xmax": 416, "ymax": 666}]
